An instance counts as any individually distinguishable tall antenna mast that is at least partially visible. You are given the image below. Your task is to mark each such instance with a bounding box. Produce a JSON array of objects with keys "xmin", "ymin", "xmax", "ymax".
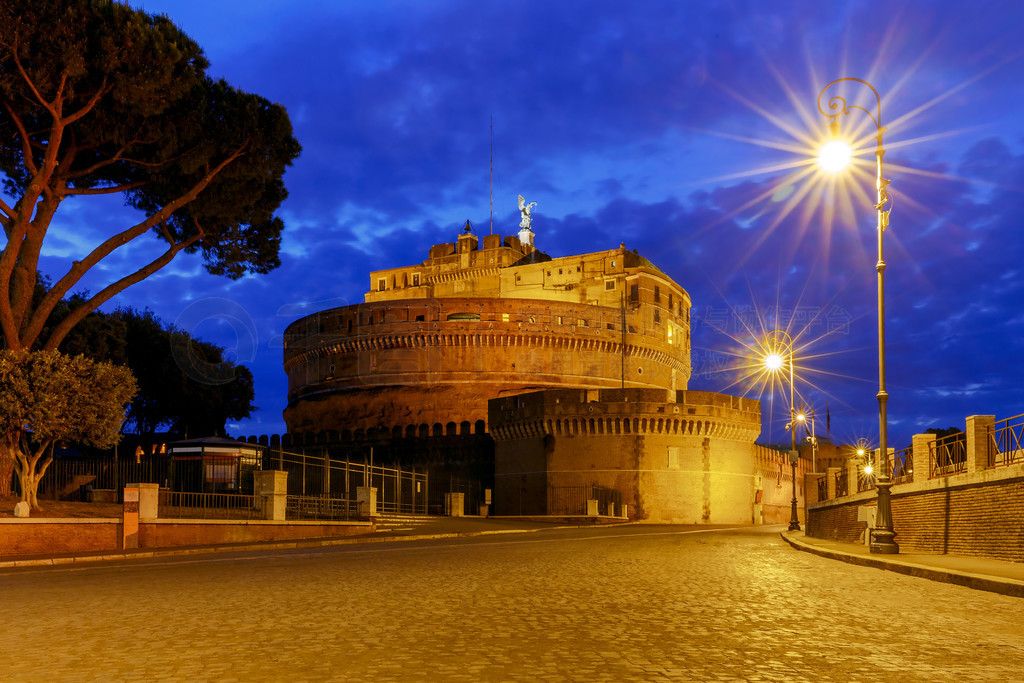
[{"xmin": 489, "ymin": 115, "xmax": 494, "ymax": 235}]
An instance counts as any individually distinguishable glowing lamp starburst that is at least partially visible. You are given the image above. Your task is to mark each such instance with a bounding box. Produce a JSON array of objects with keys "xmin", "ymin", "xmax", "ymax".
[
  {"xmin": 817, "ymin": 140, "xmax": 852, "ymax": 173},
  {"xmin": 764, "ymin": 352, "xmax": 785, "ymax": 371}
]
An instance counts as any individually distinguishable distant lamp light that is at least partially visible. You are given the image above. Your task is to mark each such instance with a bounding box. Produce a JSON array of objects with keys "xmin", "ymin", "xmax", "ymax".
[
  {"xmin": 818, "ymin": 140, "xmax": 852, "ymax": 173},
  {"xmin": 857, "ymin": 448, "xmax": 866, "ymax": 457},
  {"xmin": 796, "ymin": 413, "xmax": 806, "ymax": 423},
  {"xmin": 864, "ymin": 464, "xmax": 873, "ymax": 475}
]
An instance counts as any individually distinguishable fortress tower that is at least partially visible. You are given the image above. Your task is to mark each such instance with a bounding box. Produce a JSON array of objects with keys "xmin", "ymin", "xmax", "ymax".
[{"xmin": 283, "ymin": 231, "xmax": 693, "ymax": 437}]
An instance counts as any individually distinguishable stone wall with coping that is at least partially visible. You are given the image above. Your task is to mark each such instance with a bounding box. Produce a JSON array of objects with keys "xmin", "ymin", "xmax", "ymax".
[
  {"xmin": 0, "ymin": 518, "xmax": 374, "ymax": 559},
  {"xmin": 806, "ymin": 414, "xmax": 1024, "ymax": 561}
]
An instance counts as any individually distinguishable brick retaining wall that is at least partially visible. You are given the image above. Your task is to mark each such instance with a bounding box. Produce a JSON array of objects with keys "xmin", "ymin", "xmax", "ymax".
[
  {"xmin": 807, "ymin": 467, "xmax": 1024, "ymax": 563},
  {"xmin": 0, "ymin": 518, "xmax": 373, "ymax": 559}
]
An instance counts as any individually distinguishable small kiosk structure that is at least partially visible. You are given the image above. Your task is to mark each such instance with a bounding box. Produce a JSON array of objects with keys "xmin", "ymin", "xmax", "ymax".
[{"xmin": 166, "ymin": 437, "xmax": 263, "ymax": 493}]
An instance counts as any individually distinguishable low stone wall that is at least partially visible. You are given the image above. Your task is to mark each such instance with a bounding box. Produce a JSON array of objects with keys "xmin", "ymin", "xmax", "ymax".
[
  {"xmin": 0, "ymin": 518, "xmax": 122, "ymax": 558},
  {"xmin": 807, "ymin": 465, "xmax": 1024, "ymax": 563},
  {"xmin": 0, "ymin": 518, "xmax": 374, "ymax": 559}
]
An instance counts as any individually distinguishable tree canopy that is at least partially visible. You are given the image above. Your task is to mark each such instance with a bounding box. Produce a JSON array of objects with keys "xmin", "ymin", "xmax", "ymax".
[
  {"xmin": 0, "ymin": 0, "xmax": 301, "ymax": 351},
  {"xmin": 0, "ymin": 349, "xmax": 136, "ymax": 509},
  {"xmin": 57, "ymin": 305, "xmax": 256, "ymax": 439}
]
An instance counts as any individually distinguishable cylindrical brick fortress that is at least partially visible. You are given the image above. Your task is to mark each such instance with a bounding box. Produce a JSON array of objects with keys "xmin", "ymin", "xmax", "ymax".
[{"xmin": 283, "ymin": 237, "xmax": 692, "ymax": 436}]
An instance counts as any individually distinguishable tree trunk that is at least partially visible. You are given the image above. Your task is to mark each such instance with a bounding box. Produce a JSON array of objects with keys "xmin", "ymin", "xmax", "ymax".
[
  {"xmin": 13, "ymin": 443, "xmax": 52, "ymax": 511},
  {"xmin": 0, "ymin": 442, "xmax": 14, "ymax": 497}
]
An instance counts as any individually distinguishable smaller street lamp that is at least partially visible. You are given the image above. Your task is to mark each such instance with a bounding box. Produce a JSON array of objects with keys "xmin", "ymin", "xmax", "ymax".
[{"xmin": 763, "ymin": 330, "xmax": 801, "ymax": 531}]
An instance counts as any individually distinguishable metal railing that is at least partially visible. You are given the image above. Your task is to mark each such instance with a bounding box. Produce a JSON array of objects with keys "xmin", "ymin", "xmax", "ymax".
[
  {"xmin": 990, "ymin": 413, "xmax": 1024, "ymax": 468},
  {"xmin": 929, "ymin": 432, "xmax": 966, "ymax": 477},
  {"xmin": 159, "ymin": 491, "xmax": 261, "ymax": 520},
  {"xmin": 286, "ymin": 494, "xmax": 358, "ymax": 521},
  {"xmin": 834, "ymin": 469, "xmax": 848, "ymax": 498},
  {"xmin": 817, "ymin": 476, "xmax": 828, "ymax": 501},
  {"xmin": 261, "ymin": 448, "xmax": 428, "ymax": 515},
  {"xmin": 548, "ymin": 484, "xmax": 622, "ymax": 516},
  {"xmin": 892, "ymin": 446, "xmax": 913, "ymax": 484}
]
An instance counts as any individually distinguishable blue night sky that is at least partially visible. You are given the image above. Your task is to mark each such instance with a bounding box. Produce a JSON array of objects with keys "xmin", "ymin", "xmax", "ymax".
[{"xmin": 37, "ymin": 0, "xmax": 1024, "ymax": 448}]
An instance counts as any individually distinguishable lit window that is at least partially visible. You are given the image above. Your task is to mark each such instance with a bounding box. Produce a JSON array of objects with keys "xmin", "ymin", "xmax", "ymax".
[{"xmin": 502, "ymin": 313, "xmax": 510, "ymax": 322}]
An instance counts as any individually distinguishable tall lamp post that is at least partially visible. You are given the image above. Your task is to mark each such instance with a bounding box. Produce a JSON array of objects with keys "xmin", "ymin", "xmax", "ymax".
[
  {"xmin": 817, "ymin": 78, "xmax": 899, "ymax": 554},
  {"xmin": 764, "ymin": 330, "xmax": 801, "ymax": 531}
]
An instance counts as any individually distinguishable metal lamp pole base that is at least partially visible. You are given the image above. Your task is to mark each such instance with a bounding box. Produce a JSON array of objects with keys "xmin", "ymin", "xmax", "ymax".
[{"xmin": 870, "ymin": 479, "xmax": 899, "ymax": 554}]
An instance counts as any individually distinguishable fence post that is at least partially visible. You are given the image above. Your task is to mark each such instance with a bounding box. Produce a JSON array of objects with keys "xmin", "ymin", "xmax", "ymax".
[
  {"xmin": 966, "ymin": 415, "xmax": 996, "ymax": 472},
  {"xmin": 254, "ymin": 470, "xmax": 288, "ymax": 521},
  {"xmin": 446, "ymin": 491, "xmax": 465, "ymax": 517},
  {"xmin": 910, "ymin": 433, "xmax": 936, "ymax": 482},
  {"xmin": 357, "ymin": 485, "xmax": 377, "ymax": 517},
  {"xmin": 122, "ymin": 486, "xmax": 139, "ymax": 549},
  {"xmin": 130, "ymin": 482, "xmax": 159, "ymax": 521},
  {"xmin": 848, "ymin": 457, "xmax": 861, "ymax": 495},
  {"xmin": 826, "ymin": 467, "xmax": 840, "ymax": 499}
]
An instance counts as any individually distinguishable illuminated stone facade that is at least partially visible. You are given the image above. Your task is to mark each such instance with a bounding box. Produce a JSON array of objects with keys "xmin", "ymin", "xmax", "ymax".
[
  {"xmin": 283, "ymin": 231, "xmax": 692, "ymax": 435},
  {"xmin": 488, "ymin": 388, "xmax": 793, "ymax": 524}
]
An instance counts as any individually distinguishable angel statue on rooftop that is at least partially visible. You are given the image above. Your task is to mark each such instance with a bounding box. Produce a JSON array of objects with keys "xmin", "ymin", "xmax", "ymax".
[{"xmin": 518, "ymin": 194, "xmax": 537, "ymax": 230}]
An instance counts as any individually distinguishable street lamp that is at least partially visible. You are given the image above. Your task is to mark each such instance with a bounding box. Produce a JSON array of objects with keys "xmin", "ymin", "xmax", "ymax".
[
  {"xmin": 817, "ymin": 78, "xmax": 899, "ymax": 554},
  {"xmin": 763, "ymin": 330, "xmax": 801, "ymax": 531},
  {"xmin": 796, "ymin": 405, "xmax": 818, "ymax": 473}
]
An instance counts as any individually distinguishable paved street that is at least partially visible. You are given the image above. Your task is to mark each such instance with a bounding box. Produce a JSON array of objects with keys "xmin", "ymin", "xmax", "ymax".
[{"xmin": 2, "ymin": 525, "xmax": 1023, "ymax": 681}]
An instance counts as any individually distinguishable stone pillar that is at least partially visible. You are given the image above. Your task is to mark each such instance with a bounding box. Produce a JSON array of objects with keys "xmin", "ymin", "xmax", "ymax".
[
  {"xmin": 848, "ymin": 458, "xmax": 861, "ymax": 495},
  {"xmin": 620, "ymin": 504, "xmax": 629, "ymax": 519},
  {"xmin": 586, "ymin": 499, "xmax": 599, "ymax": 516},
  {"xmin": 479, "ymin": 503, "xmax": 489, "ymax": 518},
  {"xmin": 911, "ymin": 433, "xmax": 936, "ymax": 482},
  {"xmin": 805, "ymin": 473, "xmax": 824, "ymax": 504},
  {"xmin": 129, "ymin": 482, "xmax": 159, "ymax": 521},
  {"xmin": 357, "ymin": 486, "xmax": 378, "ymax": 517},
  {"xmin": 122, "ymin": 486, "xmax": 139, "ymax": 550},
  {"xmin": 446, "ymin": 492, "xmax": 465, "ymax": 517},
  {"xmin": 966, "ymin": 415, "xmax": 996, "ymax": 473},
  {"xmin": 826, "ymin": 467, "xmax": 840, "ymax": 500},
  {"xmin": 254, "ymin": 470, "xmax": 288, "ymax": 521}
]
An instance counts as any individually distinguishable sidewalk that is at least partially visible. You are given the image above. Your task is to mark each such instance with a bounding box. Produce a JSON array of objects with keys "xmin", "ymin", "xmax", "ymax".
[{"xmin": 781, "ymin": 530, "xmax": 1024, "ymax": 598}]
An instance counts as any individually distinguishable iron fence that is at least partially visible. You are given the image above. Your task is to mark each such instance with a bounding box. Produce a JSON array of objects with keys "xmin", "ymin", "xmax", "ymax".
[
  {"xmin": 262, "ymin": 448, "xmax": 428, "ymax": 515},
  {"xmin": 286, "ymin": 494, "xmax": 358, "ymax": 521},
  {"xmin": 817, "ymin": 476, "xmax": 828, "ymax": 501},
  {"xmin": 834, "ymin": 469, "xmax": 848, "ymax": 497},
  {"xmin": 159, "ymin": 491, "xmax": 261, "ymax": 520},
  {"xmin": 548, "ymin": 484, "xmax": 622, "ymax": 516},
  {"xmin": 18, "ymin": 450, "xmax": 171, "ymax": 503},
  {"xmin": 929, "ymin": 431, "xmax": 966, "ymax": 477},
  {"xmin": 892, "ymin": 446, "xmax": 913, "ymax": 484},
  {"xmin": 990, "ymin": 413, "xmax": 1024, "ymax": 468}
]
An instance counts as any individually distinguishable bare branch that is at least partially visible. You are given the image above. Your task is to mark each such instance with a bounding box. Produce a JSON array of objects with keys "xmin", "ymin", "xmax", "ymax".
[
  {"xmin": 42, "ymin": 233, "xmax": 203, "ymax": 350},
  {"xmin": 11, "ymin": 42, "xmax": 60, "ymax": 116},
  {"xmin": 60, "ymin": 75, "xmax": 110, "ymax": 127},
  {"xmin": 64, "ymin": 181, "xmax": 147, "ymax": 196},
  {"xmin": 1, "ymin": 100, "xmax": 39, "ymax": 177},
  {"xmin": 20, "ymin": 147, "xmax": 244, "ymax": 347}
]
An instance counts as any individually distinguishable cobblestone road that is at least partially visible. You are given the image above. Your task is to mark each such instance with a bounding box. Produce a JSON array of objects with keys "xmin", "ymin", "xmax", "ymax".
[{"xmin": 2, "ymin": 525, "xmax": 1023, "ymax": 681}]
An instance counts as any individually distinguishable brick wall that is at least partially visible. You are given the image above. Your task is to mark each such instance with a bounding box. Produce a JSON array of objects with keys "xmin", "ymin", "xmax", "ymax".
[
  {"xmin": 1, "ymin": 518, "xmax": 373, "ymax": 559},
  {"xmin": 807, "ymin": 471, "xmax": 1024, "ymax": 562}
]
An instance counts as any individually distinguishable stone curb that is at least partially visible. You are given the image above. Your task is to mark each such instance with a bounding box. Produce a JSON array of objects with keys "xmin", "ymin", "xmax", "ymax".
[
  {"xmin": 780, "ymin": 531, "xmax": 1024, "ymax": 599},
  {"xmin": 0, "ymin": 522, "xmax": 631, "ymax": 570}
]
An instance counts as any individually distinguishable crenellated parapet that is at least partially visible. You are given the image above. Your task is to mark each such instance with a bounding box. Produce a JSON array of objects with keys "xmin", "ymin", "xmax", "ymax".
[{"xmin": 488, "ymin": 388, "xmax": 761, "ymax": 444}]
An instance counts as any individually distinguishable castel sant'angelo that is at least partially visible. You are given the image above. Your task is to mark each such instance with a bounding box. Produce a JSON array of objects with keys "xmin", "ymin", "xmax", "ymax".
[{"xmin": 283, "ymin": 200, "xmax": 805, "ymax": 524}]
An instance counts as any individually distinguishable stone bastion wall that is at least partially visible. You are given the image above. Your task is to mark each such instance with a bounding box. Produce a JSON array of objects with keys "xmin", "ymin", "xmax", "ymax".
[{"xmin": 488, "ymin": 388, "xmax": 779, "ymax": 523}]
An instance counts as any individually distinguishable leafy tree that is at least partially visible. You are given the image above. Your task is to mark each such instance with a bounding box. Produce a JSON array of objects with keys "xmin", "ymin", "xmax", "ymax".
[
  {"xmin": 0, "ymin": 0, "xmax": 301, "ymax": 353},
  {"xmin": 0, "ymin": 349, "xmax": 136, "ymax": 510},
  {"xmin": 59, "ymin": 306, "xmax": 255, "ymax": 441}
]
